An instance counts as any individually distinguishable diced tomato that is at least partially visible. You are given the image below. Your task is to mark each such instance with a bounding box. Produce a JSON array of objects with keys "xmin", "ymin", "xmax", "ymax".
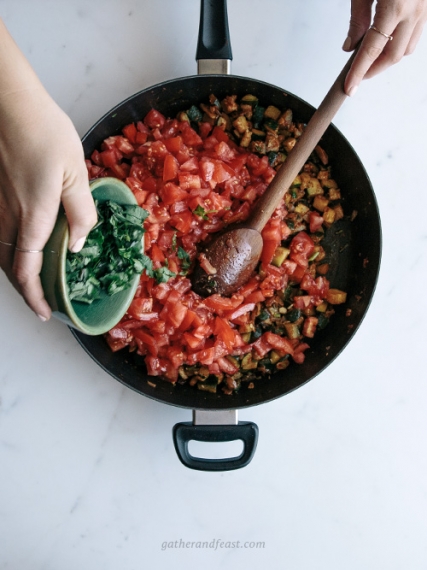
[
  {"xmin": 144, "ymin": 109, "xmax": 166, "ymax": 129},
  {"xmin": 122, "ymin": 123, "xmax": 137, "ymax": 143},
  {"xmin": 245, "ymin": 290, "xmax": 265, "ymax": 304},
  {"xmin": 127, "ymin": 297, "xmax": 153, "ymax": 319},
  {"xmin": 217, "ymin": 356, "xmax": 239, "ymax": 375},
  {"xmin": 223, "ymin": 303, "xmax": 255, "ymax": 321},
  {"xmin": 264, "ymin": 331, "xmax": 294, "ymax": 355},
  {"xmin": 290, "ymin": 231, "xmax": 315, "ymax": 262},
  {"xmin": 169, "ymin": 209, "xmax": 193, "ymax": 234},
  {"xmin": 261, "ymin": 239, "xmax": 279, "ymax": 266},
  {"xmin": 151, "ymin": 243, "xmax": 165, "ymax": 264},
  {"xmin": 181, "ymin": 124, "xmax": 203, "ymax": 147},
  {"xmin": 212, "ymin": 126, "xmax": 230, "ymax": 144},
  {"xmin": 165, "ymin": 300, "xmax": 188, "ymax": 328},
  {"xmin": 159, "ymin": 182, "xmax": 188, "ymax": 205},
  {"xmin": 180, "ymin": 157, "xmax": 199, "ymax": 172},
  {"xmin": 309, "ymin": 211, "xmax": 324, "ymax": 233},
  {"xmin": 163, "ymin": 154, "xmax": 179, "ymax": 181},
  {"xmin": 204, "ymin": 294, "xmax": 244, "ymax": 313},
  {"xmin": 213, "ymin": 160, "xmax": 235, "ymax": 184},
  {"xmin": 213, "ymin": 317, "xmax": 236, "ymax": 351}
]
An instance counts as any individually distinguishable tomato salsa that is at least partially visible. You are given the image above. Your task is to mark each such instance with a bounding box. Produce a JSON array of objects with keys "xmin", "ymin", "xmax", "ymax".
[{"xmin": 85, "ymin": 94, "xmax": 347, "ymax": 395}]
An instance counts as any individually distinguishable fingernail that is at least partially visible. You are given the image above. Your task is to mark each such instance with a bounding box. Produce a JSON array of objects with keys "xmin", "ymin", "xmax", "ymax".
[
  {"xmin": 37, "ymin": 314, "xmax": 47, "ymax": 322},
  {"xmin": 347, "ymin": 84, "xmax": 358, "ymax": 97},
  {"xmin": 70, "ymin": 236, "xmax": 86, "ymax": 253},
  {"xmin": 342, "ymin": 36, "xmax": 352, "ymax": 51}
]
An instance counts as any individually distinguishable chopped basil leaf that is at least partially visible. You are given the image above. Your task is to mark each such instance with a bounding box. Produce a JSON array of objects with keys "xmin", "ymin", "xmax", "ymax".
[
  {"xmin": 193, "ymin": 205, "xmax": 209, "ymax": 220},
  {"xmin": 177, "ymin": 246, "xmax": 191, "ymax": 273},
  {"xmin": 66, "ymin": 200, "xmax": 148, "ymax": 304}
]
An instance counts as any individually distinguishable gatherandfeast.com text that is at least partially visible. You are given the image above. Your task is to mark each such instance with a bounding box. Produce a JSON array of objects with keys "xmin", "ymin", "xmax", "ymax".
[{"xmin": 161, "ymin": 539, "xmax": 265, "ymax": 551}]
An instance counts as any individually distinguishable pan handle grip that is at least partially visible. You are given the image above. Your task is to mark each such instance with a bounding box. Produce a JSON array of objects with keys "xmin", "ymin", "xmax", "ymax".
[
  {"xmin": 172, "ymin": 421, "xmax": 258, "ymax": 471},
  {"xmin": 196, "ymin": 0, "xmax": 233, "ymax": 60}
]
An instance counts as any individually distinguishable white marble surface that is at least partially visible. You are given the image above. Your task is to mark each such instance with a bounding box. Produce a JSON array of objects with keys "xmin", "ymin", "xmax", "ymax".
[{"xmin": 1, "ymin": 1, "xmax": 427, "ymax": 568}]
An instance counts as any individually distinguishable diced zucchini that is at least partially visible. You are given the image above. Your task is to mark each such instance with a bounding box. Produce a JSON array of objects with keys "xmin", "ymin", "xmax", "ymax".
[
  {"xmin": 287, "ymin": 308, "xmax": 301, "ymax": 322},
  {"xmin": 291, "ymin": 175, "xmax": 302, "ymax": 188},
  {"xmin": 316, "ymin": 301, "xmax": 328, "ymax": 313},
  {"xmin": 239, "ymin": 323, "xmax": 256, "ymax": 334},
  {"xmin": 197, "ymin": 377, "xmax": 218, "ymax": 393},
  {"xmin": 178, "ymin": 366, "xmax": 189, "ymax": 380},
  {"xmin": 300, "ymin": 173, "xmax": 324, "ymax": 196},
  {"xmin": 328, "ymin": 187, "xmax": 341, "ymax": 200},
  {"xmin": 317, "ymin": 314, "xmax": 330, "ymax": 329},
  {"xmin": 264, "ymin": 105, "xmax": 281, "ymax": 120},
  {"xmin": 316, "ymin": 263, "xmax": 329, "ymax": 275},
  {"xmin": 283, "ymin": 137, "xmax": 296, "ymax": 152},
  {"xmin": 252, "ymin": 105, "xmax": 265, "ymax": 127},
  {"xmin": 333, "ymin": 204, "xmax": 344, "ymax": 221},
  {"xmin": 251, "ymin": 128, "xmax": 266, "ymax": 140},
  {"xmin": 270, "ymin": 350, "xmax": 282, "ymax": 364},
  {"xmin": 241, "ymin": 333, "xmax": 252, "ymax": 343},
  {"xmin": 226, "ymin": 355, "xmax": 239, "ymax": 368},
  {"xmin": 276, "ymin": 358, "xmax": 290, "ymax": 370},
  {"xmin": 284, "ymin": 322, "xmax": 300, "ymax": 339},
  {"xmin": 294, "ymin": 203, "xmax": 309, "ymax": 215},
  {"xmin": 240, "ymin": 130, "xmax": 252, "ymax": 148},
  {"xmin": 187, "ymin": 105, "xmax": 203, "ymax": 122},
  {"xmin": 326, "ymin": 288, "xmax": 347, "ymax": 304},
  {"xmin": 278, "ymin": 108, "xmax": 293, "ymax": 128},
  {"xmin": 233, "ymin": 115, "xmax": 249, "ymax": 133},
  {"xmin": 201, "ymin": 103, "xmax": 219, "ymax": 120},
  {"xmin": 322, "ymin": 207, "xmax": 336, "ymax": 225},
  {"xmin": 264, "ymin": 117, "xmax": 279, "ymax": 131},
  {"xmin": 313, "ymin": 195, "xmax": 329, "ymax": 212},
  {"xmin": 265, "ymin": 132, "xmax": 280, "ymax": 152},
  {"xmin": 251, "ymin": 140, "xmax": 267, "ymax": 154},
  {"xmin": 217, "ymin": 113, "xmax": 232, "ymax": 131},
  {"xmin": 177, "ymin": 111, "xmax": 190, "ymax": 123},
  {"xmin": 272, "ymin": 246, "xmax": 290, "ymax": 267},
  {"xmin": 241, "ymin": 353, "xmax": 258, "ymax": 370},
  {"xmin": 322, "ymin": 178, "xmax": 338, "ymax": 189},
  {"xmin": 221, "ymin": 95, "xmax": 238, "ymax": 113},
  {"xmin": 241, "ymin": 94, "xmax": 259, "ymax": 106}
]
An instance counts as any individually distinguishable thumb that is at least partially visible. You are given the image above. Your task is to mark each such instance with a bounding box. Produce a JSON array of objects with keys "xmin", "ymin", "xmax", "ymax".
[
  {"xmin": 62, "ymin": 176, "xmax": 98, "ymax": 253},
  {"xmin": 343, "ymin": 0, "xmax": 374, "ymax": 51}
]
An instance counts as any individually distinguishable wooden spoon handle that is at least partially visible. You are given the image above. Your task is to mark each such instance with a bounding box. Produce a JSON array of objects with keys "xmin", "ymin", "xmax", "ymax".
[{"xmin": 247, "ymin": 50, "xmax": 358, "ymax": 233}]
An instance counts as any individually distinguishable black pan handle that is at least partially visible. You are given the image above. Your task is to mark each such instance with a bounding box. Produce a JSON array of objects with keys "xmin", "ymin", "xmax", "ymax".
[
  {"xmin": 173, "ymin": 421, "xmax": 258, "ymax": 471},
  {"xmin": 196, "ymin": 0, "xmax": 233, "ymax": 60}
]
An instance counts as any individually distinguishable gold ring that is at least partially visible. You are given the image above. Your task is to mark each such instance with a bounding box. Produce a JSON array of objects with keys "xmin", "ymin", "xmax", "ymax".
[
  {"xmin": 0, "ymin": 239, "xmax": 15, "ymax": 247},
  {"xmin": 370, "ymin": 25, "xmax": 393, "ymax": 41},
  {"xmin": 15, "ymin": 246, "xmax": 44, "ymax": 253}
]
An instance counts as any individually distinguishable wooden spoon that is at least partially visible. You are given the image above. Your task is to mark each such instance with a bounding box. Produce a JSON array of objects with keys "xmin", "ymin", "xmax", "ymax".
[{"xmin": 192, "ymin": 51, "xmax": 357, "ymax": 297}]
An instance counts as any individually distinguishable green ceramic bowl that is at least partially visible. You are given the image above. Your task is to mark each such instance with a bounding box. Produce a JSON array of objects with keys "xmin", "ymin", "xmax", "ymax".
[{"xmin": 40, "ymin": 177, "xmax": 142, "ymax": 335}]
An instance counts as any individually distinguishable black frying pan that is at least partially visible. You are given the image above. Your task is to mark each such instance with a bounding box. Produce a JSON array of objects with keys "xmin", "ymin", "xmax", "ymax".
[{"xmin": 72, "ymin": 0, "xmax": 381, "ymax": 471}]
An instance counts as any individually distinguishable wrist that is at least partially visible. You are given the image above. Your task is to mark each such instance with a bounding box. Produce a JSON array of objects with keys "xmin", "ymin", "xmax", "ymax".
[{"xmin": 0, "ymin": 18, "xmax": 45, "ymax": 97}]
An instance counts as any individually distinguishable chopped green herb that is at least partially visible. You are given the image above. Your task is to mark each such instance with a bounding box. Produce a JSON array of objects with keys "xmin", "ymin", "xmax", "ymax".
[
  {"xmin": 66, "ymin": 200, "xmax": 149, "ymax": 304},
  {"xmin": 193, "ymin": 205, "xmax": 209, "ymax": 220},
  {"xmin": 177, "ymin": 246, "xmax": 191, "ymax": 273},
  {"xmin": 153, "ymin": 265, "xmax": 176, "ymax": 283}
]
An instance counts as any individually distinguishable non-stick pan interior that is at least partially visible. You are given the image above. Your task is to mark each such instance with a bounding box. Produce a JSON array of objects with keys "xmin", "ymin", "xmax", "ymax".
[{"xmin": 74, "ymin": 74, "xmax": 381, "ymax": 410}]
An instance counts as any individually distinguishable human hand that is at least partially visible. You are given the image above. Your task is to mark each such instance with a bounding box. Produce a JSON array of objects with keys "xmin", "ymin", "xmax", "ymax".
[
  {"xmin": 343, "ymin": 0, "xmax": 427, "ymax": 95},
  {"xmin": 0, "ymin": 20, "xmax": 97, "ymax": 321}
]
